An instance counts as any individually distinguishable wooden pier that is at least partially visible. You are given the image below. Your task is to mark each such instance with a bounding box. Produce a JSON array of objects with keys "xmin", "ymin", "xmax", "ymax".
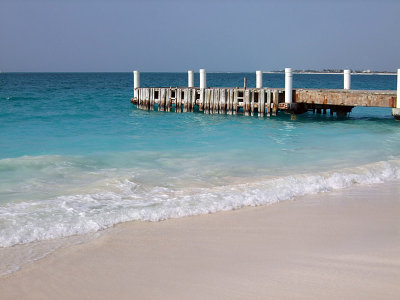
[
  {"xmin": 131, "ymin": 87, "xmax": 397, "ymax": 117},
  {"xmin": 130, "ymin": 69, "xmax": 400, "ymax": 119}
]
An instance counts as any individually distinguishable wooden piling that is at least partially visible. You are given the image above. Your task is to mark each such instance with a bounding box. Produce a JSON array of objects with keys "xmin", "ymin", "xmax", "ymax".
[
  {"xmin": 213, "ymin": 89, "xmax": 219, "ymax": 114},
  {"xmin": 228, "ymin": 89, "xmax": 234, "ymax": 115},
  {"xmin": 211, "ymin": 89, "xmax": 216, "ymax": 114},
  {"xmin": 143, "ymin": 88, "xmax": 146, "ymax": 110},
  {"xmin": 191, "ymin": 88, "xmax": 196, "ymax": 112},
  {"xmin": 204, "ymin": 89, "xmax": 211, "ymax": 114},
  {"xmin": 251, "ymin": 90, "xmax": 255, "ymax": 116},
  {"xmin": 209, "ymin": 89, "xmax": 213, "ymax": 114},
  {"xmin": 176, "ymin": 88, "xmax": 182, "ymax": 113},
  {"xmin": 159, "ymin": 88, "xmax": 165, "ymax": 111},
  {"xmin": 244, "ymin": 89, "xmax": 250, "ymax": 116},
  {"xmin": 259, "ymin": 89, "xmax": 265, "ymax": 117},
  {"xmin": 137, "ymin": 88, "xmax": 141, "ymax": 109},
  {"xmin": 199, "ymin": 89, "xmax": 205, "ymax": 112},
  {"xmin": 144, "ymin": 88, "xmax": 150, "ymax": 110},
  {"xmin": 183, "ymin": 88, "xmax": 189, "ymax": 112},
  {"xmin": 225, "ymin": 89, "xmax": 230, "ymax": 115},
  {"xmin": 150, "ymin": 88, "xmax": 155, "ymax": 110},
  {"xmin": 140, "ymin": 88, "xmax": 144, "ymax": 110},
  {"xmin": 266, "ymin": 89, "xmax": 271, "ymax": 117},
  {"xmin": 272, "ymin": 90, "xmax": 278, "ymax": 116},
  {"xmin": 166, "ymin": 88, "xmax": 171, "ymax": 112},
  {"xmin": 233, "ymin": 89, "xmax": 238, "ymax": 115},
  {"xmin": 220, "ymin": 89, "xmax": 226, "ymax": 114}
]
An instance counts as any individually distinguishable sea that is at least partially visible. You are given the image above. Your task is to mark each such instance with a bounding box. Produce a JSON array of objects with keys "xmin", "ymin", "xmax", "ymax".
[{"xmin": 0, "ymin": 72, "xmax": 399, "ymax": 275}]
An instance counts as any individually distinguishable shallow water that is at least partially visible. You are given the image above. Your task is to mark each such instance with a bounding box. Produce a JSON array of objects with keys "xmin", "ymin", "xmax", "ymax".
[{"xmin": 0, "ymin": 72, "xmax": 399, "ymax": 275}]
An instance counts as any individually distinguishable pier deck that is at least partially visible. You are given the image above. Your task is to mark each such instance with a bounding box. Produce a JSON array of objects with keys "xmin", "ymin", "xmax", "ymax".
[{"xmin": 131, "ymin": 87, "xmax": 397, "ymax": 117}]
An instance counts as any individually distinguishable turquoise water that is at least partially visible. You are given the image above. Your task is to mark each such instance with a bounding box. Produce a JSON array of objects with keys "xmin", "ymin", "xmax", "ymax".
[{"xmin": 0, "ymin": 73, "xmax": 399, "ymax": 259}]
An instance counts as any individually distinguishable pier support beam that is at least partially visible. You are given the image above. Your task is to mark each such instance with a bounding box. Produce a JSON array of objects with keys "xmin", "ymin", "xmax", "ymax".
[
  {"xmin": 285, "ymin": 68, "xmax": 293, "ymax": 104},
  {"xmin": 256, "ymin": 70, "xmax": 263, "ymax": 89},
  {"xmin": 188, "ymin": 70, "xmax": 194, "ymax": 88},
  {"xmin": 393, "ymin": 69, "xmax": 400, "ymax": 120},
  {"xmin": 344, "ymin": 69, "xmax": 351, "ymax": 90},
  {"xmin": 200, "ymin": 69, "xmax": 206, "ymax": 89},
  {"xmin": 286, "ymin": 103, "xmax": 307, "ymax": 115},
  {"xmin": 133, "ymin": 70, "xmax": 140, "ymax": 99}
]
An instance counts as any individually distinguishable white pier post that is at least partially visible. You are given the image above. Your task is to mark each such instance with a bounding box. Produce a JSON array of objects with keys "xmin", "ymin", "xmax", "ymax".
[
  {"xmin": 188, "ymin": 70, "xmax": 194, "ymax": 88},
  {"xmin": 397, "ymin": 69, "xmax": 400, "ymax": 109},
  {"xmin": 256, "ymin": 70, "xmax": 263, "ymax": 89},
  {"xmin": 285, "ymin": 68, "xmax": 293, "ymax": 104},
  {"xmin": 200, "ymin": 69, "xmax": 207, "ymax": 89},
  {"xmin": 133, "ymin": 70, "xmax": 140, "ymax": 98},
  {"xmin": 344, "ymin": 69, "xmax": 351, "ymax": 90},
  {"xmin": 393, "ymin": 69, "xmax": 400, "ymax": 120}
]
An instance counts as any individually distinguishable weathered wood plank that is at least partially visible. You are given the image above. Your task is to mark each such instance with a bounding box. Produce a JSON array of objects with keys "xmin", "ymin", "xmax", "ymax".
[
  {"xmin": 244, "ymin": 89, "xmax": 250, "ymax": 116},
  {"xmin": 210, "ymin": 89, "xmax": 215, "ymax": 114},
  {"xmin": 220, "ymin": 89, "xmax": 226, "ymax": 114},
  {"xmin": 228, "ymin": 88, "xmax": 234, "ymax": 115},
  {"xmin": 226, "ymin": 89, "xmax": 231, "ymax": 115},
  {"xmin": 150, "ymin": 88, "xmax": 155, "ymax": 110},
  {"xmin": 137, "ymin": 88, "xmax": 142, "ymax": 109},
  {"xmin": 166, "ymin": 88, "xmax": 171, "ymax": 112},
  {"xmin": 233, "ymin": 89, "xmax": 238, "ymax": 115},
  {"xmin": 199, "ymin": 89, "xmax": 205, "ymax": 112},
  {"xmin": 204, "ymin": 89, "xmax": 211, "ymax": 114},
  {"xmin": 251, "ymin": 90, "xmax": 255, "ymax": 116},
  {"xmin": 213, "ymin": 88, "xmax": 219, "ymax": 114},
  {"xmin": 145, "ymin": 88, "xmax": 150, "ymax": 110},
  {"xmin": 183, "ymin": 88, "xmax": 189, "ymax": 113},
  {"xmin": 176, "ymin": 88, "xmax": 182, "ymax": 113},
  {"xmin": 159, "ymin": 88, "xmax": 165, "ymax": 111},
  {"xmin": 191, "ymin": 88, "xmax": 196, "ymax": 112},
  {"xmin": 259, "ymin": 89, "xmax": 265, "ymax": 117},
  {"xmin": 272, "ymin": 90, "xmax": 278, "ymax": 116}
]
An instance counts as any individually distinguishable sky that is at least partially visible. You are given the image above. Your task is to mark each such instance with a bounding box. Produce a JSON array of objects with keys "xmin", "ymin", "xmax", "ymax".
[{"xmin": 1, "ymin": 0, "xmax": 399, "ymax": 72}]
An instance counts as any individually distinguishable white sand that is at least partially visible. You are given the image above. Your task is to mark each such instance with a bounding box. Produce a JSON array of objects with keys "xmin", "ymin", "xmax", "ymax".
[{"xmin": 0, "ymin": 181, "xmax": 399, "ymax": 299}]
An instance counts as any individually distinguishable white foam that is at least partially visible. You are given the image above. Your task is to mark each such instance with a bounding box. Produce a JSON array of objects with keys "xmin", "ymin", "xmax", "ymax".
[{"xmin": 1, "ymin": 159, "xmax": 399, "ymax": 249}]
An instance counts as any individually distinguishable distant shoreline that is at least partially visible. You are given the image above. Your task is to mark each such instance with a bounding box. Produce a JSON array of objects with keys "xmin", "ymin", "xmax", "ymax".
[{"xmin": 263, "ymin": 71, "xmax": 396, "ymax": 75}]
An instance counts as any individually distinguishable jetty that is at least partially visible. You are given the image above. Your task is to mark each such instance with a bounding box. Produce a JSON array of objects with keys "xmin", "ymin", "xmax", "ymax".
[{"xmin": 131, "ymin": 69, "xmax": 400, "ymax": 120}]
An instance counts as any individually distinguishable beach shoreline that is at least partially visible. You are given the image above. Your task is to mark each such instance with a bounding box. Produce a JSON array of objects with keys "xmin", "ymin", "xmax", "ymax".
[{"xmin": 1, "ymin": 181, "xmax": 399, "ymax": 299}]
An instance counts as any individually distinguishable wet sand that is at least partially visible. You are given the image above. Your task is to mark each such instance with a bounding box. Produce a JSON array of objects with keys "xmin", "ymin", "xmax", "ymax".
[{"xmin": 1, "ymin": 181, "xmax": 399, "ymax": 299}]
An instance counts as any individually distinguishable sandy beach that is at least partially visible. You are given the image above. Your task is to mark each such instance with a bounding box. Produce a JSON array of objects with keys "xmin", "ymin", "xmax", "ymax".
[{"xmin": 0, "ymin": 181, "xmax": 399, "ymax": 300}]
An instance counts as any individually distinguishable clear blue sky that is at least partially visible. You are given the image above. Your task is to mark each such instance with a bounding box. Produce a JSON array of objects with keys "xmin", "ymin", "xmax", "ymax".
[{"xmin": 1, "ymin": 0, "xmax": 399, "ymax": 72}]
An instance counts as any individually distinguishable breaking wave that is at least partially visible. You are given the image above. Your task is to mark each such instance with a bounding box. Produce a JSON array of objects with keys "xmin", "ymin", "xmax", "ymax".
[{"xmin": 1, "ymin": 158, "xmax": 399, "ymax": 248}]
